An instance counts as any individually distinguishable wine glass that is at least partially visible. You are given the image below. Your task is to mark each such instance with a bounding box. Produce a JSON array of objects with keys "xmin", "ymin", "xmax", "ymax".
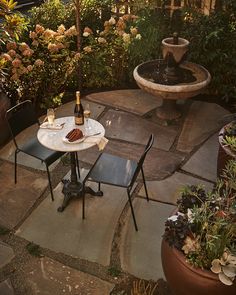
[
  {"xmin": 47, "ymin": 108, "xmax": 55, "ymax": 127},
  {"xmin": 84, "ymin": 104, "xmax": 91, "ymax": 135}
]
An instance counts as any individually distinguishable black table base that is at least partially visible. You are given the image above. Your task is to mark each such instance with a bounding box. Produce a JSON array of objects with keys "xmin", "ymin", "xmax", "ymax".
[{"xmin": 57, "ymin": 152, "xmax": 103, "ymax": 212}]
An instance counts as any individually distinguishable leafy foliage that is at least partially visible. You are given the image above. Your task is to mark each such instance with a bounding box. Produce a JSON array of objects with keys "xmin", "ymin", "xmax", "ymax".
[
  {"xmin": 1, "ymin": 24, "xmax": 80, "ymax": 108},
  {"xmin": 181, "ymin": 6, "xmax": 236, "ymax": 100},
  {"xmin": 222, "ymin": 121, "xmax": 236, "ymax": 153}
]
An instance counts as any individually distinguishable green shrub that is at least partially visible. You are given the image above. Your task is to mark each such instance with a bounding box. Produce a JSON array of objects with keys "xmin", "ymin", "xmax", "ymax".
[{"xmin": 181, "ymin": 7, "xmax": 236, "ymax": 100}]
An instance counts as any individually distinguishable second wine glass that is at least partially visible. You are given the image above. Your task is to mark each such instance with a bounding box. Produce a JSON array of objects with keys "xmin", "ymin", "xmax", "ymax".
[{"xmin": 84, "ymin": 104, "xmax": 91, "ymax": 135}]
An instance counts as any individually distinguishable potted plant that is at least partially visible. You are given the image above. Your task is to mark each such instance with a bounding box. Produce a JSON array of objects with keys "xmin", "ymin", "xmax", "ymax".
[
  {"xmin": 161, "ymin": 161, "xmax": 236, "ymax": 295},
  {"xmin": 218, "ymin": 121, "xmax": 236, "ymax": 177}
]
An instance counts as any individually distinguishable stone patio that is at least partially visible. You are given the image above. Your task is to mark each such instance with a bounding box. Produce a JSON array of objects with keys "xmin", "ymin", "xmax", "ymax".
[{"xmin": 0, "ymin": 89, "xmax": 230, "ymax": 294}]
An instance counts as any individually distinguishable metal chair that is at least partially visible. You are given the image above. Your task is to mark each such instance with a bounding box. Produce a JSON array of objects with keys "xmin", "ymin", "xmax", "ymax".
[
  {"xmin": 6, "ymin": 100, "xmax": 65, "ymax": 201},
  {"xmin": 83, "ymin": 134, "xmax": 154, "ymax": 231}
]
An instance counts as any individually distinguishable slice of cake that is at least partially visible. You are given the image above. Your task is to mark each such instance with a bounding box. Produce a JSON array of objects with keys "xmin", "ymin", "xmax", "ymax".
[{"xmin": 66, "ymin": 128, "xmax": 84, "ymax": 142}]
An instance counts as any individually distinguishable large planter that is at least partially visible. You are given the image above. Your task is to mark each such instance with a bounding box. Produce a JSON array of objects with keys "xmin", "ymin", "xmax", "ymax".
[
  {"xmin": 161, "ymin": 239, "xmax": 236, "ymax": 295},
  {"xmin": 217, "ymin": 123, "xmax": 236, "ymax": 177},
  {"xmin": 0, "ymin": 91, "xmax": 11, "ymax": 146}
]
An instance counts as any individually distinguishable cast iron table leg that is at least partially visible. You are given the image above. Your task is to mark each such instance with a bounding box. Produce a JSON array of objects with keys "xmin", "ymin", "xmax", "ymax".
[{"xmin": 58, "ymin": 152, "xmax": 103, "ymax": 212}]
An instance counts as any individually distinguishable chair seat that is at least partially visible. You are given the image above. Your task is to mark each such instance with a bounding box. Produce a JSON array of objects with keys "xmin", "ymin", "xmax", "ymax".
[
  {"xmin": 88, "ymin": 153, "xmax": 138, "ymax": 188},
  {"xmin": 18, "ymin": 137, "xmax": 64, "ymax": 166}
]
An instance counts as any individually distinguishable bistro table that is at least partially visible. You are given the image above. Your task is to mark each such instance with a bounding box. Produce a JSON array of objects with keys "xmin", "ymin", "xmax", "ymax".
[{"xmin": 37, "ymin": 116, "xmax": 105, "ymax": 212}]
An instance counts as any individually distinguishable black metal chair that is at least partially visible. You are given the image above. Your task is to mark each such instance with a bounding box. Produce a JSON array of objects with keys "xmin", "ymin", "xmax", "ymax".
[
  {"xmin": 83, "ymin": 134, "xmax": 154, "ymax": 231},
  {"xmin": 6, "ymin": 100, "xmax": 65, "ymax": 201}
]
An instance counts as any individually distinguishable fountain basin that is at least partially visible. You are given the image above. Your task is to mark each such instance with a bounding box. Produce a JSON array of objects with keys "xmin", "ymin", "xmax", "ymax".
[{"xmin": 133, "ymin": 60, "xmax": 211, "ymax": 100}]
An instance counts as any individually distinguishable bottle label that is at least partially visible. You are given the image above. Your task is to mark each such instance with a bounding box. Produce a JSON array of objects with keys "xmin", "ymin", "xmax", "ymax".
[{"xmin": 75, "ymin": 116, "xmax": 84, "ymax": 125}]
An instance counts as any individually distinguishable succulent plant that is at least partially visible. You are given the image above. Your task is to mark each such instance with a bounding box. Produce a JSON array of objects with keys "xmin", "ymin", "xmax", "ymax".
[
  {"xmin": 177, "ymin": 185, "xmax": 207, "ymax": 213},
  {"xmin": 211, "ymin": 249, "xmax": 236, "ymax": 286}
]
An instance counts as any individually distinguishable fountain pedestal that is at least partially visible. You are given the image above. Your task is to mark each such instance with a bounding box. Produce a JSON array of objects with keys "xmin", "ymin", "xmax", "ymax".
[
  {"xmin": 133, "ymin": 36, "xmax": 211, "ymax": 121},
  {"xmin": 156, "ymin": 100, "xmax": 181, "ymax": 120}
]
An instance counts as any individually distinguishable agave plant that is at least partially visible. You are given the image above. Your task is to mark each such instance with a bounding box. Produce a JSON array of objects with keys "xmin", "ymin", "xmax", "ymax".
[{"xmin": 222, "ymin": 121, "xmax": 236, "ymax": 153}]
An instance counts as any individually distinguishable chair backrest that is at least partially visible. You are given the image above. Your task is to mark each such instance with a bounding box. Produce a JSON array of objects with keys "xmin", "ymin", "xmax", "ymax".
[
  {"xmin": 129, "ymin": 134, "xmax": 154, "ymax": 188},
  {"xmin": 6, "ymin": 100, "xmax": 39, "ymax": 145}
]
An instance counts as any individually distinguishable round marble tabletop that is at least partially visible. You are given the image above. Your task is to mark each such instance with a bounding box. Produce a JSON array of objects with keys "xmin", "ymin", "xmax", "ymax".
[{"xmin": 37, "ymin": 116, "xmax": 105, "ymax": 152}]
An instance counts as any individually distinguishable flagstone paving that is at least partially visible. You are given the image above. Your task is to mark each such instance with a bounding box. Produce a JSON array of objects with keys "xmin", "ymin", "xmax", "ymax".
[
  {"xmin": 177, "ymin": 101, "xmax": 229, "ymax": 153},
  {"xmin": 138, "ymin": 172, "xmax": 213, "ymax": 204},
  {"xmin": 22, "ymin": 257, "xmax": 114, "ymax": 295},
  {"xmin": 120, "ymin": 200, "xmax": 175, "ymax": 281},
  {"xmin": 0, "ymin": 90, "xmax": 230, "ymax": 294},
  {"xmin": 99, "ymin": 109, "xmax": 178, "ymax": 151},
  {"xmin": 0, "ymin": 279, "xmax": 14, "ymax": 295},
  {"xmin": 0, "ymin": 241, "xmax": 14, "ymax": 268},
  {"xmin": 182, "ymin": 133, "xmax": 218, "ymax": 182},
  {"xmin": 16, "ymin": 170, "xmax": 127, "ymax": 266},
  {"xmin": 85, "ymin": 89, "xmax": 162, "ymax": 115},
  {"xmin": 0, "ymin": 162, "xmax": 48, "ymax": 229}
]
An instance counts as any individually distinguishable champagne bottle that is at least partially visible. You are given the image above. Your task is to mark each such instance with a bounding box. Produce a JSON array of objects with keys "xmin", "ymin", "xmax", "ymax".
[{"xmin": 74, "ymin": 91, "xmax": 84, "ymax": 125}]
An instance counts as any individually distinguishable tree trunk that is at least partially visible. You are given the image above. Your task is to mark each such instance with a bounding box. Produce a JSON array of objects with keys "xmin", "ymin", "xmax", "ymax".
[{"xmin": 75, "ymin": 0, "xmax": 82, "ymax": 90}]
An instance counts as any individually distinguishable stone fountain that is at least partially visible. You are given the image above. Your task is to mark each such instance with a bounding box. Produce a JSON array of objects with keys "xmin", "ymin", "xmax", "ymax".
[{"xmin": 133, "ymin": 34, "xmax": 211, "ymax": 120}]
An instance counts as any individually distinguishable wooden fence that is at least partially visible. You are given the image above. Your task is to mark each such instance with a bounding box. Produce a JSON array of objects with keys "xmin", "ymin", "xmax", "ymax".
[{"xmin": 114, "ymin": 0, "xmax": 217, "ymax": 16}]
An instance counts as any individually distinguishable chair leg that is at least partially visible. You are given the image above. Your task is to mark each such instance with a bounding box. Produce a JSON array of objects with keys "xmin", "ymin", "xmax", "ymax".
[
  {"xmin": 46, "ymin": 165, "xmax": 54, "ymax": 201},
  {"xmin": 98, "ymin": 182, "xmax": 101, "ymax": 191},
  {"xmin": 14, "ymin": 150, "xmax": 18, "ymax": 184},
  {"xmin": 127, "ymin": 189, "xmax": 138, "ymax": 231},
  {"xmin": 75, "ymin": 152, "xmax": 80, "ymax": 178},
  {"xmin": 141, "ymin": 167, "xmax": 149, "ymax": 202}
]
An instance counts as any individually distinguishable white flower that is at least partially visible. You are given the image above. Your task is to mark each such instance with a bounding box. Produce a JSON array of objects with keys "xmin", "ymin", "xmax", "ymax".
[
  {"xmin": 167, "ymin": 212, "xmax": 184, "ymax": 222},
  {"xmin": 187, "ymin": 208, "xmax": 194, "ymax": 223},
  {"xmin": 136, "ymin": 34, "xmax": 142, "ymax": 40},
  {"xmin": 108, "ymin": 17, "xmax": 116, "ymax": 25},
  {"xmin": 83, "ymin": 32, "xmax": 90, "ymax": 37},
  {"xmin": 98, "ymin": 37, "xmax": 107, "ymax": 44},
  {"xmin": 122, "ymin": 33, "xmax": 131, "ymax": 43}
]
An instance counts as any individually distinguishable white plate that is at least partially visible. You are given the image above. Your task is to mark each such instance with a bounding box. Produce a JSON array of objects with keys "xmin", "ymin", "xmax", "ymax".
[
  {"xmin": 40, "ymin": 122, "xmax": 64, "ymax": 130},
  {"xmin": 62, "ymin": 136, "xmax": 85, "ymax": 144}
]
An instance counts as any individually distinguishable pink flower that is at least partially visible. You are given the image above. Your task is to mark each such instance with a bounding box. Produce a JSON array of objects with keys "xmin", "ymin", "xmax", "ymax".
[
  {"xmin": 7, "ymin": 50, "xmax": 16, "ymax": 57},
  {"xmin": 29, "ymin": 31, "xmax": 37, "ymax": 39},
  {"xmin": 27, "ymin": 65, "xmax": 33, "ymax": 71},
  {"xmin": 64, "ymin": 26, "xmax": 77, "ymax": 37},
  {"xmin": 34, "ymin": 59, "xmax": 44, "ymax": 66},
  {"xmin": 48, "ymin": 43, "xmax": 59, "ymax": 52},
  {"xmin": 74, "ymin": 52, "xmax": 81, "ymax": 59},
  {"xmin": 130, "ymin": 27, "xmax": 138, "ymax": 36},
  {"xmin": 22, "ymin": 49, "xmax": 34, "ymax": 57},
  {"xmin": 35, "ymin": 24, "xmax": 45, "ymax": 34},
  {"xmin": 84, "ymin": 27, "xmax": 93, "ymax": 34},
  {"xmin": 57, "ymin": 24, "xmax": 66, "ymax": 34},
  {"xmin": 32, "ymin": 40, "xmax": 39, "ymax": 47},
  {"xmin": 12, "ymin": 58, "xmax": 22, "ymax": 68},
  {"xmin": 19, "ymin": 42, "xmax": 29, "ymax": 52},
  {"xmin": 1, "ymin": 53, "xmax": 12, "ymax": 61},
  {"xmin": 10, "ymin": 73, "xmax": 19, "ymax": 81},
  {"xmin": 6, "ymin": 42, "xmax": 17, "ymax": 50},
  {"xmin": 43, "ymin": 29, "xmax": 57, "ymax": 39}
]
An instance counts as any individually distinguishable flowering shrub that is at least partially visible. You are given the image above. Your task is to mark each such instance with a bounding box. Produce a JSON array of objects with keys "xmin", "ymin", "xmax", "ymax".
[
  {"xmin": 163, "ymin": 161, "xmax": 236, "ymax": 286},
  {"xmin": 81, "ymin": 14, "xmax": 142, "ymax": 88},
  {"xmin": 1, "ymin": 24, "xmax": 80, "ymax": 108}
]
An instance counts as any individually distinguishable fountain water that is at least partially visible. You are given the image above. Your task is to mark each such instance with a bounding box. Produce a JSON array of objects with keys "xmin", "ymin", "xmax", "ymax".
[{"xmin": 133, "ymin": 34, "xmax": 211, "ymax": 120}]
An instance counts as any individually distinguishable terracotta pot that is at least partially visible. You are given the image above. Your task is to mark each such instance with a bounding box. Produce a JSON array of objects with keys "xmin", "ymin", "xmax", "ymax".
[
  {"xmin": 161, "ymin": 239, "xmax": 236, "ymax": 295},
  {"xmin": 217, "ymin": 123, "xmax": 236, "ymax": 177},
  {"xmin": 0, "ymin": 91, "xmax": 11, "ymax": 146}
]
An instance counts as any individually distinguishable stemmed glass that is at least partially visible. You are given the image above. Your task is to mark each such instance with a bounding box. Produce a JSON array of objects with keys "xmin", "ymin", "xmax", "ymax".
[
  {"xmin": 47, "ymin": 108, "xmax": 55, "ymax": 127},
  {"xmin": 84, "ymin": 104, "xmax": 91, "ymax": 135}
]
